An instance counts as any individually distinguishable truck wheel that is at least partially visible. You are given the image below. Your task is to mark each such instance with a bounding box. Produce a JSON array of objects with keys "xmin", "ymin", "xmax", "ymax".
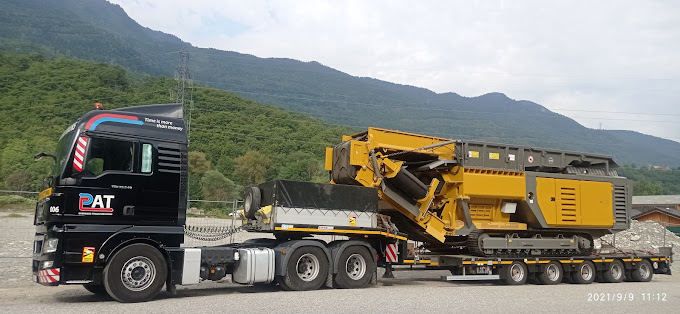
[
  {"xmin": 601, "ymin": 260, "xmax": 625, "ymax": 283},
  {"xmin": 630, "ymin": 260, "xmax": 653, "ymax": 282},
  {"xmin": 571, "ymin": 261, "xmax": 595, "ymax": 284},
  {"xmin": 103, "ymin": 243, "xmax": 167, "ymax": 303},
  {"xmin": 501, "ymin": 261, "xmax": 528, "ymax": 285},
  {"xmin": 243, "ymin": 186, "xmax": 261, "ymax": 219},
  {"xmin": 333, "ymin": 246, "xmax": 374, "ymax": 289},
  {"xmin": 279, "ymin": 246, "xmax": 328, "ymax": 291},
  {"xmin": 83, "ymin": 284, "xmax": 109, "ymax": 296},
  {"xmin": 537, "ymin": 261, "xmax": 563, "ymax": 285}
]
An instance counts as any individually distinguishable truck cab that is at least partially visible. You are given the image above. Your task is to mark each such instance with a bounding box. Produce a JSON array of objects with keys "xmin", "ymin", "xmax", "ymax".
[{"xmin": 33, "ymin": 103, "xmax": 187, "ymax": 289}]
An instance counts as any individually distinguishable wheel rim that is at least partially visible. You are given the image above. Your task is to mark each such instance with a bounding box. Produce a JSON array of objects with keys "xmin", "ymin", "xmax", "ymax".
[
  {"xmin": 510, "ymin": 264, "xmax": 525, "ymax": 282},
  {"xmin": 610, "ymin": 263, "xmax": 622, "ymax": 280},
  {"xmin": 120, "ymin": 256, "xmax": 156, "ymax": 291},
  {"xmin": 639, "ymin": 263, "xmax": 650, "ymax": 279},
  {"xmin": 296, "ymin": 253, "xmax": 320, "ymax": 282},
  {"xmin": 579, "ymin": 263, "xmax": 593, "ymax": 281},
  {"xmin": 546, "ymin": 264, "xmax": 560, "ymax": 281},
  {"xmin": 345, "ymin": 253, "xmax": 367, "ymax": 280}
]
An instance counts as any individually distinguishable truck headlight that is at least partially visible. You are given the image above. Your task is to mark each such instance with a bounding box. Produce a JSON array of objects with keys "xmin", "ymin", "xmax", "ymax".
[{"xmin": 43, "ymin": 238, "xmax": 59, "ymax": 253}]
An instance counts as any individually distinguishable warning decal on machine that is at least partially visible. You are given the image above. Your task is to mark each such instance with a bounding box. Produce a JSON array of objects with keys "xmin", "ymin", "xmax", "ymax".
[
  {"xmin": 349, "ymin": 215, "xmax": 357, "ymax": 226},
  {"xmin": 82, "ymin": 247, "xmax": 95, "ymax": 263},
  {"xmin": 468, "ymin": 151, "xmax": 480, "ymax": 158},
  {"xmin": 489, "ymin": 152, "xmax": 500, "ymax": 160}
]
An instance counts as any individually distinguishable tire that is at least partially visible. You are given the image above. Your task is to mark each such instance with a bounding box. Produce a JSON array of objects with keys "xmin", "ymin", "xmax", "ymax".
[
  {"xmin": 333, "ymin": 246, "xmax": 375, "ymax": 289},
  {"xmin": 83, "ymin": 284, "xmax": 109, "ymax": 296},
  {"xmin": 537, "ymin": 261, "xmax": 563, "ymax": 285},
  {"xmin": 243, "ymin": 186, "xmax": 261, "ymax": 219},
  {"xmin": 571, "ymin": 261, "xmax": 595, "ymax": 284},
  {"xmin": 103, "ymin": 243, "xmax": 167, "ymax": 303},
  {"xmin": 501, "ymin": 261, "xmax": 528, "ymax": 285},
  {"xmin": 279, "ymin": 246, "xmax": 328, "ymax": 291},
  {"xmin": 601, "ymin": 260, "xmax": 625, "ymax": 283},
  {"xmin": 630, "ymin": 260, "xmax": 653, "ymax": 282}
]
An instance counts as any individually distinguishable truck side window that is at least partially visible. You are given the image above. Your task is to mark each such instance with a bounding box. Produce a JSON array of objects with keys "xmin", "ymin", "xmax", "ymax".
[
  {"xmin": 83, "ymin": 138, "xmax": 133, "ymax": 176},
  {"xmin": 141, "ymin": 143, "xmax": 152, "ymax": 173}
]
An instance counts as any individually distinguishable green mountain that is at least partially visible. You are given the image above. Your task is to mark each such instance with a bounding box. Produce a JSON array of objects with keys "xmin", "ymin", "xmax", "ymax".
[
  {"xmin": 0, "ymin": 52, "xmax": 348, "ymax": 195},
  {"xmin": 1, "ymin": 0, "xmax": 679, "ymax": 168}
]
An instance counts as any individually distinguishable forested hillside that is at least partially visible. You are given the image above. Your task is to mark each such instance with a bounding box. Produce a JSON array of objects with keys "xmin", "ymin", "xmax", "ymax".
[
  {"xmin": 0, "ymin": 52, "xmax": 678, "ymax": 198},
  {"xmin": 1, "ymin": 0, "xmax": 679, "ymax": 167},
  {"xmin": 0, "ymin": 52, "xmax": 350, "ymax": 200}
]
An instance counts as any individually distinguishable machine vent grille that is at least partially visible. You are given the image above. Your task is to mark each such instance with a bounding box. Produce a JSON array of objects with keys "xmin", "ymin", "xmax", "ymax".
[
  {"xmin": 613, "ymin": 185, "xmax": 628, "ymax": 224},
  {"xmin": 558, "ymin": 186, "xmax": 578, "ymax": 223}
]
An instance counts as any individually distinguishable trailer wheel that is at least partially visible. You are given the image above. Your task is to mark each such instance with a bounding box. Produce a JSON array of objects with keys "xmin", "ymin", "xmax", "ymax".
[
  {"xmin": 501, "ymin": 261, "xmax": 528, "ymax": 285},
  {"xmin": 243, "ymin": 186, "xmax": 262, "ymax": 219},
  {"xmin": 83, "ymin": 284, "xmax": 108, "ymax": 296},
  {"xmin": 333, "ymin": 246, "xmax": 374, "ymax": 289},
  {"xmin": 571, "ymin": 261, "xmax": 595, "ymax": 284},
  {"xmin": 537, "ymin": 261, "xmax": 563, "ymax": 285},
  {"xmin": 601, "ymin": 260, "xmax": 625, "ymax": 283},
  {"xmin": 630, "ymin": 260, "xmax": 653, "ymax": 282},
  {"xmin": 279, "ymin": 246, "xmax": 328, "ymax": 291},
  {"xmin": 103, "ymin": 243, "xmax": 167, "ymax": 303}
]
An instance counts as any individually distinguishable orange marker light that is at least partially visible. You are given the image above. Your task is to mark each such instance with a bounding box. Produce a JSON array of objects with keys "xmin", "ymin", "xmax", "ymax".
[{"xmin": 94, "ymin": 103, "xmax": 103, "ymax": 110}]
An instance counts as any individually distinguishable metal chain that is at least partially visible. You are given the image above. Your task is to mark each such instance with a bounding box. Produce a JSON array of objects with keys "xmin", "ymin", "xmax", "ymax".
[{"xmin": 183, "ymin": 225, "xmax": 245, "ymax": 241}]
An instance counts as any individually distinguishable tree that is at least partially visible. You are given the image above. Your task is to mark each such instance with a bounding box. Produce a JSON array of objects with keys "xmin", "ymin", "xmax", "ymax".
[
  {"xmin": 4, "ymin": 171, "xmax": 31, "ymax": 191},
  {"xmin": 279, "ymin": 152, "xmax": 323, "ymax": 182},
  {"xmin": 201, "ymin": 170, "xmax": 237, "ymax": 201},
  {"xmin": 233, "ymin": 151, "xmax": 270, "ymax": 186},
  {"xmin": 633, "ymin": 180, "xmax": 663, "ymax": 196},
  {"xmin": 188, "ymin": 151, "xmax": 212, "ymax": 174}
]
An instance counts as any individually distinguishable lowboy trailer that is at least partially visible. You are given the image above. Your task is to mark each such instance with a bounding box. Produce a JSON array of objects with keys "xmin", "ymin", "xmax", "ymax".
[{"xmin": 32, "ymin": 104, "xmax": 671, "ymax": 303}]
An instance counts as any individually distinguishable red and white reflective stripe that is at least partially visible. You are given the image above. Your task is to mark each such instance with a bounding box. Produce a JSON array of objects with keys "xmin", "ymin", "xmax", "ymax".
[
  {"xmin": 385, "ymin": 243, "xmax": 398, "ymax": 263},
  {"xmin": 38, "ymin": 268, "xmax": 60, "ymax": 283},
  {"xmin": 73, "ymin": 137, "xmax": 88, "ymax": 172}
]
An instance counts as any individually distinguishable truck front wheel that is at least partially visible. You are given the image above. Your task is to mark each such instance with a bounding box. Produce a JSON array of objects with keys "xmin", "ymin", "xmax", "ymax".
[{"xmin": 103, "ymin": 243, "xmax": 167, "ymax": 303}]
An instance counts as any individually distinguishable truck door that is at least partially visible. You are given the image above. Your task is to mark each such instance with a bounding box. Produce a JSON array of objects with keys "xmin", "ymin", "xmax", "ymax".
[{"xmin": 71, "ymin": 135, "xmax": 138, "ymax": 221}]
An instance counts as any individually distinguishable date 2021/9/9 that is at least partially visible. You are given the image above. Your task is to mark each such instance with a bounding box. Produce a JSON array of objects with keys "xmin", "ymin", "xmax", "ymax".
[{"xmin": 587, "ymin": 293, "xmax": 667, "ymax": 302}]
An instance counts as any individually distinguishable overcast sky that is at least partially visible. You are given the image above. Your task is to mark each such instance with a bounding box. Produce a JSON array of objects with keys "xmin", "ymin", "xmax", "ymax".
[{"xmin": 109, "ymin": 0, "xmax": 679, "ymax": 142}]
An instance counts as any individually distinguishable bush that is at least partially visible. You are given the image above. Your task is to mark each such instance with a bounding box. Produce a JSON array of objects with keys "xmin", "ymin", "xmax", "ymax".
[{"xmin": 0, "ymin": 194, "xmax": 35, "ymax": 210}]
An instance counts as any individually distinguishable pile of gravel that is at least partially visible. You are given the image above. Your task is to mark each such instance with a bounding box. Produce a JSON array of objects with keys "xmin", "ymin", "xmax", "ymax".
[{"xmin": 597, "ymin": 220, "xmax": 678, "ymax": 273}]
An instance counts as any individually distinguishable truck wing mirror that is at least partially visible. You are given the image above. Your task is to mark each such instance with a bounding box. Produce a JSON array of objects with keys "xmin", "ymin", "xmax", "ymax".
[{"xmin": 34, "ymin": 152, "xmax": 57, "ymax": 162}]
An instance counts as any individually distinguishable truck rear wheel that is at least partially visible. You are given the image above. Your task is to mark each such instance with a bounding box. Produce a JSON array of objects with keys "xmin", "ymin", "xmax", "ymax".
[
  {"xmin": 278, "ymin": 246, "xmax": 328, "ymax": 291},
  {"xmin": 601, "ymin": 260, "xmax": 625, "ymax": 283},
  {"xmin": 501, "ymin": 261, "xmax": 528, "ymax": 285},
  {"xmin": 571, "ymin": 261, "xmax": 595, "ymax": 284},
  {"xmin": 630, "ymin": 260, "xmax": 653, "ymax": 282},
  {"xmin": 103, "ymin": 243, "xmax": 167, "ymax": 303},
  {"xmin": 333, "ymin": 246, "xmax": 374, "ymax": 289},
  {"xmin": 537, "ymin": 261, "xmax": 563, "ymax": 285}
]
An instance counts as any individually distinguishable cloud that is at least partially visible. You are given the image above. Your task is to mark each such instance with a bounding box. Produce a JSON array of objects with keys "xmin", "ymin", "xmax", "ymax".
[{"xmin": 109, "ymin": 0, "xmax": 680, "ymax": 141}]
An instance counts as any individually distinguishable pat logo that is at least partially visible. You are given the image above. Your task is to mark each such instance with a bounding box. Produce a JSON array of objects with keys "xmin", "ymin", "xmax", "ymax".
[
  {"xmin": 78, "ymin": 193, "xmax": 114, "ymax": 214},
  {"xmin": 82, "ymin": 247, "xmax": 95, "ymax": 263},
  {"xmin": 349, "ymin": 214, "xmax": 357, "ymax": 227}
]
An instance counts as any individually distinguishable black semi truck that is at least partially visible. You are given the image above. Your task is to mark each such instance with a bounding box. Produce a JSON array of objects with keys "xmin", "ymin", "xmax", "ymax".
[{"xmin": 32, "ymin": 104, "xmax": 671, "ymax": 302}]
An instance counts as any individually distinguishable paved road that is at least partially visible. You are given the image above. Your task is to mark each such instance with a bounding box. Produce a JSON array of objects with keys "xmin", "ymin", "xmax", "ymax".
[{"xmin": 1, "ymin": 269, "xmax": 678, "ymax": 313}]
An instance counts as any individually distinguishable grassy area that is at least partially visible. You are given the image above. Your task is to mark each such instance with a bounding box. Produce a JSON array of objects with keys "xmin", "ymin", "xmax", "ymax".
[
  {"xmin": 0, "ymin": 195, "xmax": 36, "ymax": 211},
  {"xmin": 5, "ymin": 213, "xmax": 26, "ymax": 218}
]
